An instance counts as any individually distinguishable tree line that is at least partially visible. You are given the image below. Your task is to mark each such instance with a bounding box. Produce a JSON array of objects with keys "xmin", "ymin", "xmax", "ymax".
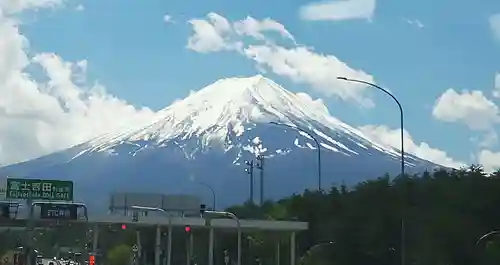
[{"xmin": 223, "ymin": 165, "xmax": 500, "ymax": 265}]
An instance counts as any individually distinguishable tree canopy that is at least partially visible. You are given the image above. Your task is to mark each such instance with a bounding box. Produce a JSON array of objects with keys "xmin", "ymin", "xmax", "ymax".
[{"xmin": 224, "ymin": 165, "xmax": 500, "ymax": 265}]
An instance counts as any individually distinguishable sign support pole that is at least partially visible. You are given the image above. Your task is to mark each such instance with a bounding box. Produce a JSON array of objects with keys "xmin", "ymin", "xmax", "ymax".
[
  {"xmin": 132, "ymin": 244, "xmax": 139, "ymax": 265},
  {"xmin": 208, "ymin": 223, "xmax": 214, "ymax": 265},
  {"xmin": 26, "ymin": 198, "xmax": 33, "ymax": 265},
  {"xmin": 92, "ymin": 224, "xmax": 99, "ymax": 255},
  {"xmin": 189, "ymin": 232, "xmax": 194, "ymax": 263},
  {"xmin": 167, "ymin": 220, "xmax": 173, "ymax": 265},
  {"xmin": 155, "ymin": 226, "xmax": 161, "ymax": 265}
]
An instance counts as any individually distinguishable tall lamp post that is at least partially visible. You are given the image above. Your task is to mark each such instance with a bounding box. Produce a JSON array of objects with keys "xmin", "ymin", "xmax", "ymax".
[
  {"xmin": 198, "ymin": 181, "xmax": 216, "ymax": 210},
  {"xmin": 269, "ymin": 121, "xmax": 323, "ymax": 191},
  {"xmin": 202, "ymin": 210, "xmax": 242, "ymax": 265},
  {"xmin": 131, "ymin": 206, "xmax": 173, "ymax": 265},
  {"xmin": 336, "ymin": 77, "xmax": 405, "ymax": 176},
  {"xmin": 337, "ymin": 77, "xmax": 406, "ymax": 265}
]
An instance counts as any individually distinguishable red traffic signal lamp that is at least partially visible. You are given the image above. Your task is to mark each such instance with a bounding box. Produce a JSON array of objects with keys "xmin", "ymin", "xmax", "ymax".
[
  {"xmin": 184, "ymin": 226, "xmax": 191, "ymax": 233},
  {"xmin": 121, "ymin": 224, "xmax": 127, "ymax": 230}
]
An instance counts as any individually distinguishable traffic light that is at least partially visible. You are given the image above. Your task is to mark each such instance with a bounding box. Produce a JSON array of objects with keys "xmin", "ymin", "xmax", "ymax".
[
  {"xmin": 1, "ymin": 204, "xmax": 9, "ymax": 218},
  {"xmin": 121, "ymin": 224, "xmax": 127, "ymax": 230},
  {"xmin": 184, "ymin": 226, "xmax": 191, "ymax": 233}
]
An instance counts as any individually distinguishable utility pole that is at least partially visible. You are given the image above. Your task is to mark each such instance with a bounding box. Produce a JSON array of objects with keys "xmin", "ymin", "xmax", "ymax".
[
  {"xmin": 244, "ymin": 160, "xmax": 255, "ymax": 204},
  {"xmin": 255, "ymin": 155, "xmax": 264, "ymax": 206}
]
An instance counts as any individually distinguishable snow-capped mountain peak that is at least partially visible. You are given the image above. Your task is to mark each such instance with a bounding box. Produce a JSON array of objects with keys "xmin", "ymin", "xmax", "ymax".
[
  {"xmin": 84, "ymin": 75, "xmax": 334, "ymax": 149},
  {"xmin": 163, "ymin": 74, "xmax": 329, "ymax": 123}
]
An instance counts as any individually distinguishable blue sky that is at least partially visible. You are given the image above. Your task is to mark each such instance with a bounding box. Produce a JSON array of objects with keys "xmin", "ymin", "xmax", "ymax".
[{"xmin": 1, "ymin": 0, "xmax": 500, "ymax": 170}]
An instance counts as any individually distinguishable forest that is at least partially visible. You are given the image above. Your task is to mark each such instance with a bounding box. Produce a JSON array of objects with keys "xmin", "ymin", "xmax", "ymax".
[
  {"xmin": 2, "ymin": 165, "xmax": 500, "ymax": 265},
  {"xmin": 224, "ymin": 165, "xmax": 500, "ymax": 265}
]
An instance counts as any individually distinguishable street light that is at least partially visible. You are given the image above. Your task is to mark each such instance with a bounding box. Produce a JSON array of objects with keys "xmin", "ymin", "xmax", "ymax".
[
  {"xmin": 477, "ymin": 230, "xmax": 500, "ymax": 245},
  {"xmin": 202, "ymin": 210, "xmax": 241, "ymax": 265},
  {"xmin": 131, "ymin": 206, "xmax": 172, "ymax": 265},
  {"xmin": 298, "ymin": 241, "xmax": 335, "ymax": 265},
  {"xmin": 476, "ymin": 231, "xmax": 500, "ymax": 263},
  {"xmin": 336, "ymin": 77, "xmax": 405, "ymax": 176},
  {"xmin": 198, "ymin": 182, "xmax": 216, "ymax": 210},
  {"xmin": 269, "ymin": 121, "xmax": 322, "ymax": 191},
  {"xmin": 337, "ymin": 76, "xmax": 406, "ymax": 265}
]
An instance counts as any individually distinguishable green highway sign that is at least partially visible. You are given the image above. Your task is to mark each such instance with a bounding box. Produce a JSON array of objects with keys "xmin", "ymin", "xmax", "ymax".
[{"xmin": 6, "ymin": 178, "xmax": 74, "ymax": 201}]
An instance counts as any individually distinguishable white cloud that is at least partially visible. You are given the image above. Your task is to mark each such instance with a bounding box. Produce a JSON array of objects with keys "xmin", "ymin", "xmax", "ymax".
[
  {"xmin": 243, "ymin": 45, "xmax": 374, "ymax": 106},
  {"xmin": 358, "ymin": 125, "xmax": 465, "ymax": 169},
  {"xmin": 405, "ymin": 19, "xmax": 424, "ymax": 28},
  {"xmin": 493, "ymin": 72, "xmax": 500, "ymax": 98},
  {"xmin": 479, "ymin": 130, "xmax": 498, "ymax": 147},
  {"xmin": 186, "ymin": 13, "xmax": 241, "ymax": 53},
  {"xmin": 75, "ymin": 4, "xmax": 84, "ymax": 11},
  {"xmin": 478, "ymin": 150, "xmax": 500, "ymax": 172},
  {"xmin": 163, "ymin": 14, "xmax": 173, "ymax": 24},
  {"xmin": 432, "ymin": 88, "xmax": 499, "ymax": 131},
  {"xmin": 295, "ymin": 92, "xmax": 330, "ymax": 115},
  {"xmin": 186, "ymin": 13, "xmax": 296, "ymax": 53},
  {"xmin": 0, "ymin": 0, "xmax": 63, "ymax": 15},
  {"xmin": 233, "ymin": 16, "xmax": 295, "ymax": 42},
  {"xmin": 489, "ymin": 13, "xmax": 500, "ymax": 41},
  {"xmin": 186, "ymin": 13, "xmax": 376, "ymax": 107},
  {"xmin": 432, "ymin": 85, "xmax": 500, "ymax": 170},
  {"xmin": 0, "ymin": 2, "xmax": 157, "ymax": 165},
  {"xmin": 299, "ymin": 0, "xmax": 376, "ymax": 22}
]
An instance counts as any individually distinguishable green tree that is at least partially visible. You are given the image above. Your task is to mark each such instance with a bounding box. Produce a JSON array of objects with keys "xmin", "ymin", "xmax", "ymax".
[{"xmin": 106, "ymin": 244, "xmax": 132, "ymax": 265}]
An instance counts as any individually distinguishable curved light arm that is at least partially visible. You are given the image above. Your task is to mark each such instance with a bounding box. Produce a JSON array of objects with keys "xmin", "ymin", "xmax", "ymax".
[
  {"xmin": 477, "ymin": 230, "xmax": 500, "ymax": 245},
  {"xmin": 131, "ymin": 205, "xmax": 174, "ymax": 224},
  {"xmin": 307, "ymin": 241, "xmax": 335, "ymax": 253},
  {"xmin": 269, "ymin": 121, "xmax": 323, "ymax": 190},
  {"xmin": 131, "ymin": 206, "xmax": 165, "ymax": 212},
  {"xmin": 199, "ymin": 182, "xmax": 216, "ymax": 210},
  {"xmin": 298, "ymin": 241, "xmax": 335, "ymax": 264},
  {"xmin": 336, "ymin": 77, "xmax": 403, "ymax": 115},
  {"xmin": 203, "ymin": 210, "xmax": 242, "ymax": 265},
  {"xmin": 269, "ymin": 122, "xmax": 320, "ymax": 148}
]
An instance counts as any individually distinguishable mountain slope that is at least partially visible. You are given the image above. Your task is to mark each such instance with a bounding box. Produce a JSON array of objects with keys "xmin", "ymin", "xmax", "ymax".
[{"xmin": 0, "ymin": 75, "xmax": 441, "ymax": 209}]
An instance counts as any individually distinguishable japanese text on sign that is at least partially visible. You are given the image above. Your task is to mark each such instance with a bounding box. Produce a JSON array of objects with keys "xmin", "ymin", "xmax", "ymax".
[
  {"xmin": 40, "ymin": 203, "xmax": 78, "ymax": 220},
  {"xmin": 6, "ymin": 178, "xmax": 74, "ymax": 201}
]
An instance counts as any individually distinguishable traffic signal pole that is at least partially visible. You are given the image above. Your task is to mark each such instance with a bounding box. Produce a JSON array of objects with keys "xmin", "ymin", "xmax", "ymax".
[{"xmin": 190, "ymin": 232, "xmax": 194, "ymax": 264}]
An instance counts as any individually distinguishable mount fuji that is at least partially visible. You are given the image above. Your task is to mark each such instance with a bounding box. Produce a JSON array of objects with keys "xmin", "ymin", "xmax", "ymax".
[{"xmin": 0, "ymin": 75, "xmax": 442, "ymax": 209}]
